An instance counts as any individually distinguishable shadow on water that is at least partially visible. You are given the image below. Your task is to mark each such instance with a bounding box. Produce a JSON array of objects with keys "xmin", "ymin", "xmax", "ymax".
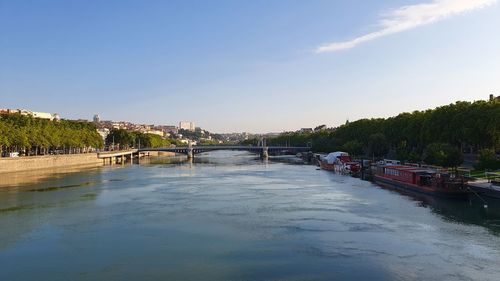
[
  {"xmin": 144, "ymin": 152, "xmax": 306, "ymax": 167},
  {"xmin": 27, "ymin": 181, "xmax": 95, "ymax": 192},
  {"xmin": 0, "ymin": 163, "xmax": 103, "ymax": 189},
  {"xmin": 0, "ymin": 166, "xmax": 109, "ymax": 250},
  {"xmin": 376, "ymin": 183, "xmax": 500, "ymax": 234},
  {"xmin": 142, "ymin": 151, "xmax": 267, "ymax": 166},
  {"xmin": 269, "ymin": 155, "xmax": 308, "ymax": 165}
]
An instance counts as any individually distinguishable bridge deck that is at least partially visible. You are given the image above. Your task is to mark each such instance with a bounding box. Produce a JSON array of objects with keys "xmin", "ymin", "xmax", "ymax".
[
  {"xmin": 97, "ymin": 149, "xmax": 137, "ymax": 159},
  {"xmin": 138, "ymin": 146, "xmax": 310, "ymax": 153}
]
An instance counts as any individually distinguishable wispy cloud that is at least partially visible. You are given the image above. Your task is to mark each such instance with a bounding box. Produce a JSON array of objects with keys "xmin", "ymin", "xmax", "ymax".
[{"xmin": 316, "ymin": 0, "xmax": 497, "ymax": 53}]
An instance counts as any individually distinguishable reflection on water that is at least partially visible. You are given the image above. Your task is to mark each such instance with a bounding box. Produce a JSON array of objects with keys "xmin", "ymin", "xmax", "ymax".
[
  {"xmin": 0, "ymin": 163, "xmax": 103, "ymax": 189},
  {"xmin": 377, "ymin": 184, "xmax": 500, "ymax": 233},
  {"xmin": 0, "ymin": 151, "xmax": 500, "ymax": 281}
]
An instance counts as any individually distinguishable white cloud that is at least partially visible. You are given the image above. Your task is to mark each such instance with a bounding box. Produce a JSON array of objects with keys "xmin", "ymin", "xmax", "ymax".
[{"xmin": 316, "ymin": 0, "xmax": 497, "ymax": 53}]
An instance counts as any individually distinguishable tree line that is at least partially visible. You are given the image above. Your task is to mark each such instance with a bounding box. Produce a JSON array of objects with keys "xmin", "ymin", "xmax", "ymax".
[
  {"xmin": 105, "ymin": 128, "xmax": 183, "ymax": 149},
  {"xmin": 0, "ymin": 113, "xmax": 103, "ymax": 156},
  {"xmin": 246, "ymin": 100, "xmax": 500, "ymax": 168}
]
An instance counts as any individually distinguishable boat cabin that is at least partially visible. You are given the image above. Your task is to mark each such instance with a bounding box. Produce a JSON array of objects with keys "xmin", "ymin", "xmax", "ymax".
[
  {"xmin": 324, "ymin": 151, "xmax": 351, "ymax": 164},
  {"xmin": 378, "ymin": 165, "xmax": 438, "ymax": 186}
]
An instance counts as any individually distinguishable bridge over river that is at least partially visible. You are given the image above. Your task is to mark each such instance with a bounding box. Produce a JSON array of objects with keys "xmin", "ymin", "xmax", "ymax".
[
  {"xmin": 97, "ymin": 145, "xmax": 311, "ymax": 164},
  {"xmin": 139, "ymin": 145, "xmax": 311, "ymax": 159}
]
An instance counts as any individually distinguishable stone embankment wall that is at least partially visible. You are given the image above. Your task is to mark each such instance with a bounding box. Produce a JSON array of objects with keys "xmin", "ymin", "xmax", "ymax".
[{"xmin": 0, "ymin": 153, "xmax": 102, "ymax": 173}]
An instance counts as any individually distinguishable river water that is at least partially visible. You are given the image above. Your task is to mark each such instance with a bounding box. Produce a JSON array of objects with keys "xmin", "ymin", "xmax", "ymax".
[{"xmin": 1, "ymin": 151, "xmax": 500, "ymax": 281}]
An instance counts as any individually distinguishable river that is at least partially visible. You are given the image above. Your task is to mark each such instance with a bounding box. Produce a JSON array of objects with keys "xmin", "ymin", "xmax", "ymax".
[{"xmin": 1, "ymin": 151, "xmax": 500, "ymax": 280}]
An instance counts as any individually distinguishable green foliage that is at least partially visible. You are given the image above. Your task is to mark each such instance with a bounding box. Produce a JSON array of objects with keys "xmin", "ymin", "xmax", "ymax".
[
  {"xmin": 474, "ymin": 149, "xmax": 500, "ymax": 170},
  {"xmin": 423, "ymin": 143, "xmax": 463, "ymax": 168},
  {"xmin": 367, "ymin": 133, "xmax": 389, "ymax": 158},
  {"xmin": 0, "ymin": 113, "xmax": 103, "ymax": 155},
  {"xmin": 341, "ymin": 140, "xmax": 363, "ymax": 157},
  {"xmin": 106, "ymin": 129, "xmax": 134, "ymax": 147},
  {"xmin": 263, "ymin": 100, "xmax": 500, "ymax": 166},
  {"xmin": 105, "ymin": 128, "xmax": 175, "ymax": 149},
  {"xmin": 240, "ymin": 138, "xmax": 259, "ymax": 146},
  {"xmin": 267, "ymin": 131, "xmax": 313, "ymax": 147}
]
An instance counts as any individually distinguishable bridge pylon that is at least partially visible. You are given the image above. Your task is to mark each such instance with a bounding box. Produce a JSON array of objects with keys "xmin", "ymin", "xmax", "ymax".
[
  {"xmin": 187, "ymin": 141, "xmax": 194, "ymax": 159},
  {"xmin": 260, "ymin": 137, "xmax": 268, "ymax": 159},
  {"xmin": 260, "ymin": 146, "xmax": 269, "ymax": 159}
]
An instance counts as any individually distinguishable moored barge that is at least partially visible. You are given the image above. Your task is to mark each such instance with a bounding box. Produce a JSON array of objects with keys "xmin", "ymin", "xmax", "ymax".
[
  {"xmin": 374, "ymin": 165, "xmax": 469, "ymax": 199},
  {"xmin": 318, "ymin": 151, "xmax": 360, "ymax": 174},
  {"xmin": 468, "ymin": 181, "xmax": 500, "ymax": 199}
]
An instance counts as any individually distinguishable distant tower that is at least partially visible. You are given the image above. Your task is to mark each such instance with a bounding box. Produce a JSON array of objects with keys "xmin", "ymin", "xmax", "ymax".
[{"xmin": 93, "ymin": 114, "xmax": 100, "ymax": 123}]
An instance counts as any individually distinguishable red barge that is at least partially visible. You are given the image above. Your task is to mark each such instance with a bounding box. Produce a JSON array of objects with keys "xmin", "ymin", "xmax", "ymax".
[
  {"xmin": 374, "ymin": 165, "xmax": 469, "ymax": 199},
  {"xmin": 318, "ymin": 151, "xmax": 360, "ymax": 174}
]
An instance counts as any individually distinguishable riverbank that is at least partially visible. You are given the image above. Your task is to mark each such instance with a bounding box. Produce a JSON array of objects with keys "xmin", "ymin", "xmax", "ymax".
[
  {"xmin": 0, "ymin": 151, "xmax": 181, "ymax": 175},
  {"xmin": 0, "ymin": 153, "xmax": 102, "ymax": 174}
]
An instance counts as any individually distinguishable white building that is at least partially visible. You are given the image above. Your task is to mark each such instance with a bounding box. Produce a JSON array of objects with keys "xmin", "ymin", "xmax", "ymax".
[
  {"xmin": 143, "ymin": 129, "xmax": 164, "ymax": 137},
  {"xmin": 97, "ymin": 128, "xmax": 109, "ymax": 141},
  {"xmin": 179, "ymin": 121, "xmax": 195, "ymax": 132},
  {"xmin": 0, "ymin": 109, "xmax": 60, "ymax": 121},
  {"xmin": 179, "ymin": 139, "xmax": 197, "ymax": 145}
]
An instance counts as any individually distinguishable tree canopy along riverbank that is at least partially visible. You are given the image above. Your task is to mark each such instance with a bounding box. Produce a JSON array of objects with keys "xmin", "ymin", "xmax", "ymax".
[
  {"xmin": 250, "ymin": 100, "xmax": 500, "ymax": 169},
  {"xmin": 105, "ymin": 128, "xmax": 179, "ymax": 149},
  {"xmin": 0, "ymin": 113, "xmax": 103, "ymax": 156}
]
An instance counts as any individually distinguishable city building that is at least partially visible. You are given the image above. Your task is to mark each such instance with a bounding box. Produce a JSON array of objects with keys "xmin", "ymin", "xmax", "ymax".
[
  {"xmin": 314, "ymin": 125, "xmax": 327, "ymax": 131},
  {"xmin": 0, "ymin": 108, "xmax": 60, "ymax": 121},
  {"xmin": 97, "ymin": 128, "xmax": 110, "ymax": 141},
  {"xmin": 142, "ymin": 129, "xmax": 164, "ymax": 137},
  {"xmin": 179, "ymin": 121, "xmax": 195, "ymax": 132},
  {"xmin": 93, "ymin": 114, "xmax": 100, "ymax": 123},
  {"xmin": 163, "ymin": 125, "xmax": 178, "ymax": 133},
  {"xmin": 489, "ymin": 94, "xmax": 500, "ymax": 102}
]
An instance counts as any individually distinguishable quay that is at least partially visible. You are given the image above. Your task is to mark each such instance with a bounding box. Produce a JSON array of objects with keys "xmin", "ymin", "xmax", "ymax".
[{"xmin": 97, "ymin": 149, "xmax": 137, "ymax": 165}]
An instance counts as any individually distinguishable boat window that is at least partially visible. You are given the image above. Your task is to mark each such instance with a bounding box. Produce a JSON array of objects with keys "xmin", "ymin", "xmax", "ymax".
[{"xmin": 419, "ymin": 175, "xmax": 432, "ymax": 186}]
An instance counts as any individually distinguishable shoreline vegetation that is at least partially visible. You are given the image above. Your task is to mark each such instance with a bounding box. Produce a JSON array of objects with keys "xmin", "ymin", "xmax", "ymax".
[
  {"xmin": 245, "ymin": 99, "xmax": 500, "ymax": 170},
  {"xmin": 0, "ymin": 113, "xmax": 103, "ymax": 156},
  {"xmin": 0, "ymin": 113, "xmax": 197, "ymax": 158},
  {"xmin": 1, "ymin": 99, "xmax": 499, "ymax": 176}
]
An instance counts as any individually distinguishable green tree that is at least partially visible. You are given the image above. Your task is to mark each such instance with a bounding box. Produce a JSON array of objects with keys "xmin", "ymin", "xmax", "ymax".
[
  {"xmin": 424, "ymin": 143, "xmax": 463, "ymax": 168},
  {"xmin": 106, "ymin": 129, "xmax": 133, "ymax": 148},
  {"xmin": 367, "ymin": 133, "xmax": 389, "ymax": 158},
  {"xmin": 474, "ymin": 149, "xmax": 500, "ymax": 170},
  {"xmin": 342, "ymin": 140, "xmax": 363, "ymax": 157}
]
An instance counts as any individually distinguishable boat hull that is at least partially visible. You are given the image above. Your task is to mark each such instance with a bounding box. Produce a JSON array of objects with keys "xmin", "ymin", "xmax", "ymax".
[
  {"xmin": 374, "ymin": 175, "xmax": 469, "ymax": 200},
  {"xmin": 468, "ymin": 183, "xmax": 500, "ymax": 199},
  {"xmin": 319, "ymin": 161, "xmax": 336, "ymax": 171}
]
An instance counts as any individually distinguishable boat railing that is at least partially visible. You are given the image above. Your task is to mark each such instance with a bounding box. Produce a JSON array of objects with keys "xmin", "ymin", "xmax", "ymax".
[{"xmin": 485, "ymin": 172, "xmax": 500, "ymax": 185}]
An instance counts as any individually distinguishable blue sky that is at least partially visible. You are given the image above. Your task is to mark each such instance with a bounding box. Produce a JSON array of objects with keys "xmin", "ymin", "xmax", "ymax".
[{"xmin": 1, "ymin": 0, "xmax": 499, "ymax": 133}]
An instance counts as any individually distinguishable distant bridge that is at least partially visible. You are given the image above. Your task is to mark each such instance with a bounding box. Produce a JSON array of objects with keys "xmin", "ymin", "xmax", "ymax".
[
  {"xmin": 138, "ymin": 145, "xmax": 311, "ymax": 159},
  {"xmin": 96, "ymin": 145, "xmax": 311, "ymax": 165}
]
